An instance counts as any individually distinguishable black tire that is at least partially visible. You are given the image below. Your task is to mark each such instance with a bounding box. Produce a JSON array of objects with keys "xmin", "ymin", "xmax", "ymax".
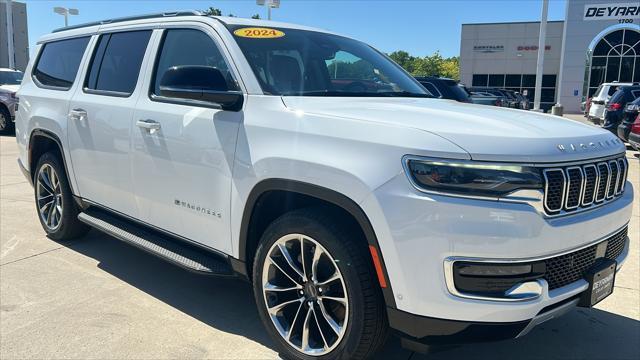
[
  {"xmin": 0, "ymin": 106, "xmax": 13, "ymax": 135},
  {"xmin": 252, "ymin": 208, "xmax": 388, "ymax": 360},
  {"xmin": 34, "ymin": 152, "xmax": 89, "ymax": 240}
]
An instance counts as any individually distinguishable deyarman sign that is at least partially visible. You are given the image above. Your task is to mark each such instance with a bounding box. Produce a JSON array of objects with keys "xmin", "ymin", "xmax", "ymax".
[{"xmin": 583, "ymin": 3, "xmax": 640, "ymax": 21}]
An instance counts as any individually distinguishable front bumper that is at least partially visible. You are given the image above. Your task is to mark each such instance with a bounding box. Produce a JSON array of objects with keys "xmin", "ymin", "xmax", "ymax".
[
  {"xmin": 387, "ymin": 234, "xmax": 628, "ymax": 346},
  {"xmin": 361, "ymin": 172, "xmax": 633, "ymax": 332}
]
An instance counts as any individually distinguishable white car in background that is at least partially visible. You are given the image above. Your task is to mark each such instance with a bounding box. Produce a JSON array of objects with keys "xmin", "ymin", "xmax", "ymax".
[
  {"xmin": 14, "ymin": 12, "xmax": 634, "ymax": 359},
  {"xmin": 588, "ymin": 82, "xmax": 638, "ymax": 123},
  {"xmin": 0, "ymin": 68, "xmax": 23, "ymax": 134}
]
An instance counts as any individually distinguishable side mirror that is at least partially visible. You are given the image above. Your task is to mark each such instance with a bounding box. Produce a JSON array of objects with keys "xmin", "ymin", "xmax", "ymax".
[{"xmin": 159, "ymin": 65, "xmax": 243, "ymax": 111}]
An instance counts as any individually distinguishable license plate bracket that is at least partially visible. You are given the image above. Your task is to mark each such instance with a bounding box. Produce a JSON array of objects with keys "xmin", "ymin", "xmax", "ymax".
[{"xmin": 578, "ymin": 258, "xmax": 617, "ymax": 307}]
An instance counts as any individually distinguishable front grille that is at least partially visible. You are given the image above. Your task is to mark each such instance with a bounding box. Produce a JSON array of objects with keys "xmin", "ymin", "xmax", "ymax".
[
  {"xmin": 544, "ymin": 226, "xmax": 628, "ymax": 290},
  {"xmin": 543, "ymin": 156, "xmax": 628, "ymax": 215}
]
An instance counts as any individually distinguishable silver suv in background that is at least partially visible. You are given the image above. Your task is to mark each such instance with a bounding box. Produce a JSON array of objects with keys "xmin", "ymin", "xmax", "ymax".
[{"xmin": 0, "ymin": 68, "xmax": 23, "ymax": 134}]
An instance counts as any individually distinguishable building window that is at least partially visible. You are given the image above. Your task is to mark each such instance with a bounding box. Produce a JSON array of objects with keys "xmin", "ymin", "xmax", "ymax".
[
  {"xmin": 587, "ymin": 28, "xmax": 640, "ymax": 97},
  {"xmin": 471, "ymin": 73, "xmax": 557, "ymax": 111}
]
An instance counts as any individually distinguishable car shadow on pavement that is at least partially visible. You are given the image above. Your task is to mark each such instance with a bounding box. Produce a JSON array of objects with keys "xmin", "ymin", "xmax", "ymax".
[
  {"xmin": 60, "ymin": 230, "xmax": 639, "ymax": 360},
  {"xmin": 60, "ymin": 229, "xmax": 276, "ymax": 351}
]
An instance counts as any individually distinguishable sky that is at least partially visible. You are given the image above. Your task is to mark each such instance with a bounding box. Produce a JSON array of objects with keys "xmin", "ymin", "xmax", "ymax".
[{"xmin": 22, "ymin": 0, "xmax": 567, "ymax": 58}]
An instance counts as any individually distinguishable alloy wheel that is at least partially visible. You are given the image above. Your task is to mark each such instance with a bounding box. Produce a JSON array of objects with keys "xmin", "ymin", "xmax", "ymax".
[
  {"xmin": 0, "ymin": 111, "xmax": 6, "ymax": 130},
  {"xmin": 36, "ymin": 164, "xmax": 63, "ymax": 231},
  {"xmin": 262, "ymin": 234, "xmax": 349, "ymax": 356}
]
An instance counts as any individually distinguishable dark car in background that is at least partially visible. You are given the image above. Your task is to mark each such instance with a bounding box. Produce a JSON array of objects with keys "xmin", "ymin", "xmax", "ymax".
[
  {"xmin": 467, "ymin": 90, "xmax": 504, "ymax": 107},
  {"xmin": 617, "ymin": 96, "xmax": 640, "ymax": 142},
  {"xmin": 415, "ymin": 76, "xmax": 471, "ymax": 102},
  {"xmin": 468, "ymin": 87, "xmax": 517, "ymax": 108},
  {"xmin": 603, "ymin": 85, "xmax": 640, "ymax": 134}
]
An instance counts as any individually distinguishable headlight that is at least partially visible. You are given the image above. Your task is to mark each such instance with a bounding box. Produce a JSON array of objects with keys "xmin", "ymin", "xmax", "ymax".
[{"xmin": 404, "ymin": 157, "xmax": 543, "ymax": 197}]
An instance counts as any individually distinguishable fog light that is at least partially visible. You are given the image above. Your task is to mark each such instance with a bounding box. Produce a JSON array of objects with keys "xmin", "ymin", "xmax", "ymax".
[
  {"xmin": 457, "ymin": 264, "xmax": 533, "ymax": 276},
  {"xmin": 452, "ymin": 261, "xmax": 545, "ymax": 298}
]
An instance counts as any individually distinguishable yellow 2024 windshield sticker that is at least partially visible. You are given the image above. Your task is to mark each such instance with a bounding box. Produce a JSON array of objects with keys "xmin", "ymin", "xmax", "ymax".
[{"xmin": 234, "ymin": 27, "xmax": 285, "ymax": 39}]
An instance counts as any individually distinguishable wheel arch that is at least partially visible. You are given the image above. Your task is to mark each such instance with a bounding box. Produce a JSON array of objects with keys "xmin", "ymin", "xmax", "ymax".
[
  {"xmin": 238, "ymin": 178, "xmax": 397, "ymax": 309},
  {"xmin": 28, "ymin": 129, "xmax": 76, "ymax": 194}
]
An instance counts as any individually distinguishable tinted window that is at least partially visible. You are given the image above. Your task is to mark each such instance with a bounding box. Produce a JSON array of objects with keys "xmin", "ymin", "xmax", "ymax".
[
  {"xmin": 34, "ymin": 37, "xmax": 90, "ymax": 89},
  {"xmin": 86, "ymin": 30, "xmax": 152, "ymax": 94},
  {"xmin": 472, "ymin": 74, "xmax": 488, "ymax": 87},
  {"xmin": 0, "ymin": 71, "xmax": 23, "ymax": 85},
  {"xmin": 445, "ymin": 82, "xmax": 470, "ymax": 101},
  {"xmin": 153, "ymin": 29, "xmax": 237, "ymax": 96},
  {"xmin": 420, "ymin": 82, "xmax": 441, "ymax": 97},
  {"xmin": 488, "ymin": 74, "xmax": 504, "ymax": 87}
]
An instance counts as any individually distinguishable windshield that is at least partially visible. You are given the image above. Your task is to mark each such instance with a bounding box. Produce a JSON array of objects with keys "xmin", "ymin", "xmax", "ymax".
[
  {"xmin": 228, "ymin": 25, "xmax": 430, "ymax": 97},
  {"xmin": 0, "ymin": 71, "xmax": 23, "ymax": 85}
]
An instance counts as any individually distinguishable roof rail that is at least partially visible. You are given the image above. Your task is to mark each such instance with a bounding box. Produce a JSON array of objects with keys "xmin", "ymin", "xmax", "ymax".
[{"xmin": 52, "ymin": 10, "xmax": 203, "ymax": 33}]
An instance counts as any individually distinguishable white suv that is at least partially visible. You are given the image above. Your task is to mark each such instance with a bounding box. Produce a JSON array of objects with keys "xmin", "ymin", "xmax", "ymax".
[
  {"xmin": 588, "ymin": 82, "xmax": 638, "ymax": 123},
  {"xmin": 15, "ymin": 12, "xmax": 633, "ymax": 358}
]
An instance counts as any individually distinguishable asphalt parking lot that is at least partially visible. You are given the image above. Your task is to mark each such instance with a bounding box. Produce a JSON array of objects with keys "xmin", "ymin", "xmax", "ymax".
[{"xmin": 1, "ymin": 115, "xmax": 638, "ymax": 359}]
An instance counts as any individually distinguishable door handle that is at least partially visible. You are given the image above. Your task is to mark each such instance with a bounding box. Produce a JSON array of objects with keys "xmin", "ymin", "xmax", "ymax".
[
  {"xmin": 136, "ymin": 119, "xmax": 161, "ymax": 134},
  {"xmin": 69, "ymin": 108, "xmax": 87, "ymax": 122}
]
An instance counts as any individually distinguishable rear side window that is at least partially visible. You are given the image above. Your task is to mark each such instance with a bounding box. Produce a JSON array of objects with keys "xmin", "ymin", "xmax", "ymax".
[
  {"xmin": 152, "ymin": 29, "xmax": 237, "ymax": 96},
  {"xmin": 86, "ymin": 30, "xmax": 152, "ymax": 95},
  {"xmin": 33, "ymin": 37, "xmax": 90, "ymax": 89},
  {"xmin": 420, "ymin": 82, "xmax": 441, "ymax": 97}
]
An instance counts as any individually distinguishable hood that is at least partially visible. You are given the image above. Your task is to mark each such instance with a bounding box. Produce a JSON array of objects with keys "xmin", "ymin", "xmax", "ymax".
[
  {"xmin": 281, "ymin": 97, "xmax": 625, "ymax": 163},
  {"xmin": 0, "ymin": 84, "xmax": 19, "ymax": 93}
]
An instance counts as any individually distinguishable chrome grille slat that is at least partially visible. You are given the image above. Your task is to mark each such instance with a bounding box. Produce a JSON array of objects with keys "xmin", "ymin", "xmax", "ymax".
[
  {"xmin": 543, "ymin": 169, "xmax": 566, "ymax": 213},
  {"xmin": 607, "ymin": 160, "xmax": 619, "ymax": 199},
  {"xmin": 564, "ymin": 167, "xmax": 584, "ymax": 210},
  {"xmin": 616, "ymin": 158, "xmax": 627, "ymax": 194},
  {"xmin": 543, "ymin": 156, "xmax": 627, "ymax": 216},
  {"xmin": 581, "ymin": 164, "xmax": 598, "ymax": 206},
  {"xmin": 595, "ymin": 162, "xmax": 609, "ymax": 202}
]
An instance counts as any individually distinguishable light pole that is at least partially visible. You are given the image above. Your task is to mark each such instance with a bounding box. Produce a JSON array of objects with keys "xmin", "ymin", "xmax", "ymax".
[
  {"xmin": 256, "ymin": 0, "xmax": 280, "ymax": 20},
  {"xmin": 53, "ymin": 6, "xmax": 79, "ymax": 27},
  {"xmin": 533, "ymin": 0, "xmax": 548, "ymax": 112}
]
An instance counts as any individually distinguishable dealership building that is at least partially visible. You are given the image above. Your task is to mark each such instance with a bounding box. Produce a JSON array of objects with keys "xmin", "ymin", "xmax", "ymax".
[
  {"xmin": 0, "ymin": 0, "xmax": 28, "ymax": 71},
  {"xmin": 460, "ymin": 0, "xmax": 640, "ymax": 113}
]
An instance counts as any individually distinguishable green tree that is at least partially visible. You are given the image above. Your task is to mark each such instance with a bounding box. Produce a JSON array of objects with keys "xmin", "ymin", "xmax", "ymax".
[
  {"xmin": 389, "ymin": 50, "xmax": 416, "ymax": 73},
  {"xmin": 388, "ymin": 50, "xmax": 459, "ymax": 81},
  {"xmin": 202, "ymin": 7, "xmax": 222, "ymax": 16},
  {"xmin": 251, "ymin": 14, "xmax": 261, "ymax": 19}
]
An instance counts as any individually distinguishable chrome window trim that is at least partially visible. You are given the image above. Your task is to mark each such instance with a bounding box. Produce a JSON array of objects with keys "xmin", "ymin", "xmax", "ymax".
[
  {"xmin": 443, "ymin": 224, "xmax": 629, "ymax": 302},
  {"xmin": 581, "ymin": 164, "xmax": 598, "ymax": 206},
  {"xmin": 564, "ymin": 166, "xmax": 584, "ymax": 210},
  {"xmin": 543, "ymin": 168, "xmax": 566, "ymax": 213}
]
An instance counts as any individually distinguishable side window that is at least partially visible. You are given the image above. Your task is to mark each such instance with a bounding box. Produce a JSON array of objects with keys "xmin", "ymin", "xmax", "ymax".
[
  {"xmin": 152, "ymin": 29, "xmax": 238, "ymax": 96},
  {"xmin": 86, "ymin": 30, "xmax": 152, "ymax": 95},
  {"xmin": 421, "ymin": 82, "xmax": 441, "ymax": 97},
  {"xmin": 33, "ymin": 37, "xmax": 90, "ymax": 89}
]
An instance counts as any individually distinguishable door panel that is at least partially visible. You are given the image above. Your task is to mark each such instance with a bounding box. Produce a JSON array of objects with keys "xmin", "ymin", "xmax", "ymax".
[
  {"xmin": 67, "ymin": 30, "xmax": 154, "ymax": 217},
  {"xmin": 131, "ymin": 103, "xmax": 240, "ymax": 253},
  {"xmin": 131, "ymin": 27, "xmax": 242, "ymax": 253}
]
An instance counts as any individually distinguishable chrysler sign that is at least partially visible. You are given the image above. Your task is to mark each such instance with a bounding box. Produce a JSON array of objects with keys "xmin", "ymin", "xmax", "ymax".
[{"xmin": 584, "ymin": 3, "xmax": 640, "ymax": 20}]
